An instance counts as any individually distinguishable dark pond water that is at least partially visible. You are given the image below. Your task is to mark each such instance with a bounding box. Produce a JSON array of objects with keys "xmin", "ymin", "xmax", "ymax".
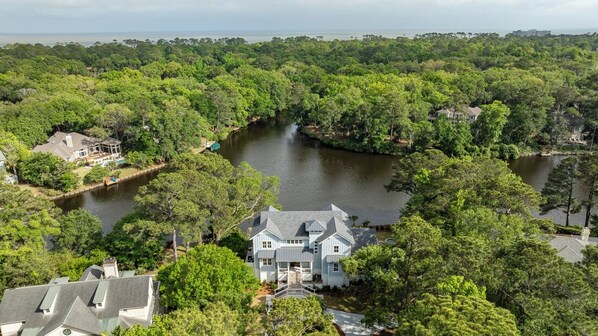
[{"xmin": 56, "ymin": 117, "xmax": 591, "ymax": 232}]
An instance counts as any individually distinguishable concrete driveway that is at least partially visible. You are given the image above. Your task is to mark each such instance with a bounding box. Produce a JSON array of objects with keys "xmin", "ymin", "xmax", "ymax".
[{"xmin": 328, "ymin": 309, "xmax": 380, "ymax": 336}]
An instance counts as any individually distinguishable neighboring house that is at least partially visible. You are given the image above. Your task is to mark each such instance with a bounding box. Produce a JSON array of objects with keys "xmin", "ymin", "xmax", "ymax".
[
  {"xmin": 435, "ymin": 106, "xmax": 482, "ymax": 123},
  {"xmin": 564, "ymin": 114, "xmax": 588, "ymax": 144},
  {"xmin": 548, "ymin": 227, "xmax": 597, "ymax": 263},
  {"xmin": 247, "ymin": 204, "xmax": 376, "ymax": 288},
  {"xmin": 0, "ymin": 258, "xmax": 160, "ymax": 336},
  {"xmin": 33, "ymin": 132, "xmax": 122, "ymax": 164}
]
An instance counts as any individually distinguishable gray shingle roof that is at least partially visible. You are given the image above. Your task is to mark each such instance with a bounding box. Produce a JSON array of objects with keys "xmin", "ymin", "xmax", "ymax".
[
  {"xmin": 306, "ymin": 220, "xmax": 327, "ymax": 232},
  {"xmin": 32, "ymin": 132, "xmax": 121, "ymax": 160},
  {"xmin": 548, "ymin": 235, "xmax": 598, "ymax": 263},
  {"xmin": 276, "ymin": 247, "xmax": 314, "ymax": 262},
  {"xmin": 80, "ymin": 265, "xmax": 103, "ymax": 281},
  {"xmin": 250, "ymin": 205, "xmax": 351, "ymax": 241},
  {"xmin": 318, "ymin": 217, "xmax": 356, "ymax": 244},
  {"xmin": 0, "ymin": 275, "xmax": 156, "ymax": 335},
  {"xmin": 39, "ymin": 297, "xmax": 103, "ymax": 336},
  {"xmin": 350, "ymin": 228, "xmax": 378, "ymax": 252}
]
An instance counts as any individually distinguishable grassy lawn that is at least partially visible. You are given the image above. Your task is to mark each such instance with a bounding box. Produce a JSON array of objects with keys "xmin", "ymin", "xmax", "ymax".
[{"xmin": 323, "ymin": 292, "xmax": 365, "ymax": 313}]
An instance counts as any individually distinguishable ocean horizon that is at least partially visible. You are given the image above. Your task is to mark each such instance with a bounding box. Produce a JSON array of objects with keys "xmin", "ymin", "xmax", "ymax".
[{"xmin": 1, "ymin": 28, "xmax": 597, "ymax": 46}]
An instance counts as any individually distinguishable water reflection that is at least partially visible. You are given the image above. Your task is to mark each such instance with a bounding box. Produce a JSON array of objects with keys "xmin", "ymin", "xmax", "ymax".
[{"xmin": 56, "ymin": 117, "xmax": 592, "ymax": 232}]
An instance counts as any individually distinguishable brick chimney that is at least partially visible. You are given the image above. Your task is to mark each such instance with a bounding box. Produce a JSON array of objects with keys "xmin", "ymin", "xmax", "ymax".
[
  {"xmin": 580, "ymin": 227, "xmax": 590, "ymax": 241},
  {"xmin": 102, "ymin": 257, "xmax": 119, "ymax": 278}
]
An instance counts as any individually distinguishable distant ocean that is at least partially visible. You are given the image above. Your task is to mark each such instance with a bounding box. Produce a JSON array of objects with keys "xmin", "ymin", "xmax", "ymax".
[{"xmin": 0, "ymin": 29, "xmax": 596, "ymax": 46}]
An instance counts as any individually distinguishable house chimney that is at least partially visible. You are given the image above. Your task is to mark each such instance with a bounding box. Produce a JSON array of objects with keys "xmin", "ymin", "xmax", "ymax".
[
  {"xmin": 65, "ymin": 134, "xmax": 73, "ymax": 148},
  {"xmin": 103, "ymin": 257, "xmax": 119, "ymax": 278},
  {"xmin": 580, "ymin": 227, "xmax": 590, "ymax": 241}
]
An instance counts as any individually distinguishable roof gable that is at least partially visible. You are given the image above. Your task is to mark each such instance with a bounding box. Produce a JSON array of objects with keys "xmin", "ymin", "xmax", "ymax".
[{"xmin": 0, "ymin": 276, "xmax": 154, "ymax": 333}]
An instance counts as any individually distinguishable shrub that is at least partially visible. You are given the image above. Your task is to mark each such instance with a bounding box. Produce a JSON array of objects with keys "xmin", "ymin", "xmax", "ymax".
[
  {"xmin": 126, "ymin": 151, "xmax": 152, "ymax": 169},
  {"xmin": 83, "ymin": 165, "xmax": 110, "ymax": 185},
  {"xmin": 18, "ymin": 152, "xmax": 80, "ymax": 191}
]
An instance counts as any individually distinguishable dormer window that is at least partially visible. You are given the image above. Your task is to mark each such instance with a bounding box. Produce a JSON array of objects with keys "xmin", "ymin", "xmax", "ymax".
[{"xmin": 333, "ymin": 246, "xmax": 339, "ymax": 253}]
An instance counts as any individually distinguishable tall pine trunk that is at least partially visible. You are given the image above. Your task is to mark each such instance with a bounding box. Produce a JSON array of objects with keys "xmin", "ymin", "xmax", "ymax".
[
  {"xmin": 172, "ymin": 228, "xmax": 178, "ymax": 262},
  {"xmin": 584, "ymin": 187, "xmax": 594, "ymax": 228}
]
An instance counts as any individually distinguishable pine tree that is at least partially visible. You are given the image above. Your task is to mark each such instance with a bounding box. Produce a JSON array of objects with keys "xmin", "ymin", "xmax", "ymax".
[{"xmin": 540, "ymin": 157, "xmax": 581, "ymax": 226}]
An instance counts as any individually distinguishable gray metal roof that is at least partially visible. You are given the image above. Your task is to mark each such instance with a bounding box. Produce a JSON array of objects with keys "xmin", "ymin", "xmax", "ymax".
[
  {"xmin": 250, "ymin": 205, "xmax": 354, "ymax": 244},
  {"xmin": 0, "ymin": 275, "xmax": 156, "ymax": 335},
  {"xmin": 276, "ymin": 247, "xmax": 314, "ymax": 262},
  {"xmin": 256, "ymin": 250, "xmax": 276, "ymax": 259},
  {"xmin": 351, "ymin": 228, "xmax": 378, "ymax": 252}
]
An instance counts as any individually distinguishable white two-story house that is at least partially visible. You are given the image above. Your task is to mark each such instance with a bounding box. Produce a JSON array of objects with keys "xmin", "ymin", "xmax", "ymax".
[{"xmin": 248, "ymin": 204, "xmax": 359, "ymax": 288}]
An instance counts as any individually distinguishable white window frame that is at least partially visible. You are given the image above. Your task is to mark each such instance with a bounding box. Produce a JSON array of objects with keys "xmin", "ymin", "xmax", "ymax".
[
  {"xmin": 333, "ymin": 245, "xmax": 339, "ymax": 253},
  {"xmin": 262, "ymin": 241, "xmax": 272, "ymax": 249},
  {"xmin": 333, "ymin": 263, "xmax": 339, "ymax": 272},
  {"xmin": 262, "ymin": 258, "xmax": 272, "ymax": 266},
  {"xmin": 314, "ymin": 241, "xmax": 318, "ymax": 254}
]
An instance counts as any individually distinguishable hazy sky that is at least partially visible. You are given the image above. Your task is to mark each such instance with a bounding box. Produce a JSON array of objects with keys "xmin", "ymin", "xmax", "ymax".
[{"xmin": 1, "ymin": 0, "xmax": 597, "ymax": 34}]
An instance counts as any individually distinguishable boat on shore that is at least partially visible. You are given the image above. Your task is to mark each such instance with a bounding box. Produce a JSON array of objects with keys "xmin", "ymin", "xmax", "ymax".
[
  {"xmin": 104, "ymin": 176, "xmax": 120, "ymax": 186},
  {"xmin": 209, "ymin": 142, "xmax": 221, "ymax": 151}
]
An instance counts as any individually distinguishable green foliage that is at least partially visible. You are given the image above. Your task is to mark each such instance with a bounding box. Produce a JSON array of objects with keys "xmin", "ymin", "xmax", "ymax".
[
  {"xmin": 83, "ymin": 165, "xmax": 111, "ymax": 185},
  {"xmin": 157, "ymin": 244, "xmax": 259, "ymax": 310},
  {"xmin": 387, "ymin": 150, "xmax": 541, "ymax": 234},
  {"xmin": 136, "ymin": 153, "xmax": 279, "ymax": 260},
  {"xmin": 122, "ymin": 302, "xmax": 245, "ymax": 336},
  {"xmin": 218, "ymin": 230, "xmax": 249, "ymax": 259},
  {"xmin": 397, "ymin": 293, "xmax": 520, "ymax": 336},
  {"xmin": 0, "ymin": 184, "xmax": 61, "ymax": 295},
  {"xmin": 54, "ymin": 249, "xmax": 109, "ymax": 280},
  {"xmin": 342, "ymin": 216, "xmax": 444, "ymax": 326},
  {"xmin": 18, "ymin": 152, "xmax": 80, "ymax": 191},
  {"xmin": 52, "ymin": 209, "xmax": 103, "ymax": 255},
  {"xmin": 0, "ymin": 130, "xmax": 30, "ymax": 175},
  {"xmin": 265, "ymin": 296, "xmax": 337, "ymax": 336},
  {"xmin": 540, "ymin": 157, "xmax": 582, "ymax": 226},
  {"xmin": 102, "ymin": 214, "xmax": 167, "ymax": 270},
  {"xmin": 126, "ymin": 151, "xmax": 152, "ymax": 168},
  {"xmin": 436, "ymin": 275, "xmax": 486, "ymax": 299},
  {"xmin": 472, "ymin": 100, "xmax": 511, "ymax": 147}
]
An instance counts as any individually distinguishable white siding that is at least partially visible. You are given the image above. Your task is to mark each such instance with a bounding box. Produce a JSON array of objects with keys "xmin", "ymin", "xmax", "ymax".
[
  {"xmin": 0, "ymin": 322, "xmax": 22, "ymax": 336},
  {"xmin": 252, "ymin": 231, "xmax": 282, "ymax": 282},
  {"xmin": 320, "ymin": 234, "xmax": 351, "ymax": 286},
  {"xmin": 45, "ymin": 326, "xmax": 89, "ymax": 336},
  {"xmin": 320, "ymin": 234, "xmax": 351, "ymax": 257}
]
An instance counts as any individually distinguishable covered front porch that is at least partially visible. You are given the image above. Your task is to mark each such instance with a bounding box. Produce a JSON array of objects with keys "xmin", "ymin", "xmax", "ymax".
[{"xmin": 275, "ymin": 247, "xmax": 316, "ymax": 284}]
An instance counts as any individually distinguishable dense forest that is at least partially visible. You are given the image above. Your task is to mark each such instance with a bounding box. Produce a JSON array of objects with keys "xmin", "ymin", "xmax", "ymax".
[
  {"xmin": 1, "ymin": 34, "xmax": 598, "ymax": 335},
  {"xmin": 1, "ymin": 33, "xmax": 598, "ymax": 168}
]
